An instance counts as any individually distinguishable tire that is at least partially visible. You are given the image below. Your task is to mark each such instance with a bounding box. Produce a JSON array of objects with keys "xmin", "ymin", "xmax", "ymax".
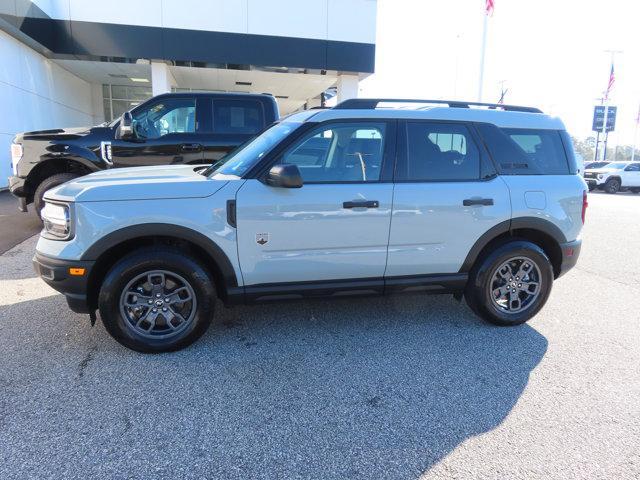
[
  {"xmin": 630, "ymin": 188, "xmax": 640, "ymax": 194},
  {"xmin": 587, "ymin": 184, "xmax": 596, "ymax": 192},
  {"xmin": 464, "ymin": 240, "xmax": 554, "ymax": 326},
  {"xmin": 98, "ymin": 248, "xmax": 216, "ymax": 353},
  {"xmin": 33, "ymin": 173, "xmax": 79, "ymax": 219},
  {"xmin": 604, "ymin": 177, "xmax": 621, "ymax": 194}
]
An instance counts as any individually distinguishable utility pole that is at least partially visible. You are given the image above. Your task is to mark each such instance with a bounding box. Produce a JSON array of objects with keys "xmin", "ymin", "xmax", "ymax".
[
  {"xmin": 497, "ymin": 80, "xmax": 508, "ymax": 104},
  {"xmin": 632, "ymin": 103, "xmax": 639, "ymax": 162}
]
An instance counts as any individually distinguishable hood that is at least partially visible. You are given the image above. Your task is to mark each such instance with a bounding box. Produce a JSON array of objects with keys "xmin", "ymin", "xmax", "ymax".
[
  {"xmin": 18, "ymin": 126, "xmax": 92, "ymax": 142},
  {"xmin": 44, "ymin": 165, "xmax": 229, "ymax": 203},
  {"xmin": 585, "ymin": 167, "xmax": 621, "ymax": 174},
  {"xmin": 16, "ymin": 124, "xmax": 115, "ymax": 142}
]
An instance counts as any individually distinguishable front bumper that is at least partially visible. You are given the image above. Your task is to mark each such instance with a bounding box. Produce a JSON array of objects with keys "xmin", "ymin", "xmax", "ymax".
[
  {"xmin": 557, "ymin": 239, "xmax": 582, "ymax": 278},
  {"xmin": 33, "ymin": 252, "xmax": 95, "ymax": 313},
  {"xmin": 8, "ymin": 176, "xmax": 28, "ymax": 211}
]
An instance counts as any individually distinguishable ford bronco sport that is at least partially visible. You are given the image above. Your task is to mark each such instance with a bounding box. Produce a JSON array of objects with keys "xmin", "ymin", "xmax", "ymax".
[
  {"xmin": 33, "ymin": 99, "xmax": 587, "ymax": 352},
  {"xmin": 9, "ymin": 92, "xmax": 278, "ymax": 218}
]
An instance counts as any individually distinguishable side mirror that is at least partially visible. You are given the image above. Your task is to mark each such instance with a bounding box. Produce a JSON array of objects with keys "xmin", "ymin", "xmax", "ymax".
[
  {"xmin": 115, "ymin": 111, "xmax": 135, "ymax": 140},
  {"xmin": 265, "ymin": 164, "xmax": 303, "ymax": 188}
]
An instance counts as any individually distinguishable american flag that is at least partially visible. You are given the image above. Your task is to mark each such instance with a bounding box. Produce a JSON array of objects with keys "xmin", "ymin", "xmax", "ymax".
[
  {"xmin": 486, "ymin": 0, "xmax": 495, "ymax": 16},
  {"xmin": 605, "ymin": 64, "xmax": 615, "ymax": 100}
]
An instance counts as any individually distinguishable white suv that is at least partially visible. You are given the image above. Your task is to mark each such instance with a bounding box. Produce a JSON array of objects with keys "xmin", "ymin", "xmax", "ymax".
[
  {"xmin": 33, "ymin": 99, "xmax": 587, "ymax": 352},
  {"xmin": 584, "ymin": 161, "xmax": 640, "ymax": 193}
]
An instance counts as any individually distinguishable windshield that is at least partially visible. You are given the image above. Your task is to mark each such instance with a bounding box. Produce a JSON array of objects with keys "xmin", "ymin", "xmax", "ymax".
[
  {"xmin": 605, "ymin": 162, "xmax": 627, "ymax": 169},
  {"xmin": 208, "ymin": 122, "xmax": 302, "ymax": 177}
]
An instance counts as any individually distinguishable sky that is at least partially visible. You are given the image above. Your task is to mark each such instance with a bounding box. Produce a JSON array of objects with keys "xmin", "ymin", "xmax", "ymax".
[{"xmin": 359, "ymin": 0, "xmax": 640, "ymax": 148}]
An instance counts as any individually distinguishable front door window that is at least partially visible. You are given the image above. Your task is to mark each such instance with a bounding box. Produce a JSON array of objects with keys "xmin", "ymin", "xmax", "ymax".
[{"xmin": 132, "ymin": 97, "xmax": 196, "ymax": 139}]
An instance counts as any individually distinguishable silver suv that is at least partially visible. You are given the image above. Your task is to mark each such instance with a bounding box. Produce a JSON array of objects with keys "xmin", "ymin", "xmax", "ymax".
[{"xmin": 33, "ymin": 99, "xmax": 587, "ymax": 352}]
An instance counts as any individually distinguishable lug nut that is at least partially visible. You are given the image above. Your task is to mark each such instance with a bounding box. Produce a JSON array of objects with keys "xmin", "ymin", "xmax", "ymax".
[
  {"xmin": 152, "ymin": 308, "xmax": 158, "ymax": 313},
  {"xmin": 156, "ymin": 293, "xmax": 161, "ymax": 298},
  {"xmin": 164, "ymin": 298, "xmax": 170, "ymax": 303},
  {"xmin": 147, "ymin": 300, "xmax": 153, "ymax": 305},
  {"xmin": 162, "ymin": 307, "xmax": 167, "ymax": 312}
]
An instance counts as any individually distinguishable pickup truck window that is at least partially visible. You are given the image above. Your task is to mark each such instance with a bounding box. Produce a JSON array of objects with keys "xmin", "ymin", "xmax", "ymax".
[
  {"xmin": 132, "ymin": 97, "xmax": 196, "ymax": 139},
  {"xmin": 213, "ymin": 99, "xmax": 264, "ymax": 134}
]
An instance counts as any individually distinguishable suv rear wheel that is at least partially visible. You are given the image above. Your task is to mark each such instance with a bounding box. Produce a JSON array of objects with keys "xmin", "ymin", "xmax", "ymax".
[
  {"xmin": 604, "ymin": 177, "xmax": 621, "ymax": 194},
  {"xmin": 465, "ymin": 240, "xmax": 554, "ymax": 326},
  {"xmin": 98, "ymin": 248, "xmax": 216, "ymax": 353},
  {"xmin": 34, "ymin": 173, "xmax": 79, "ymax": 219}
]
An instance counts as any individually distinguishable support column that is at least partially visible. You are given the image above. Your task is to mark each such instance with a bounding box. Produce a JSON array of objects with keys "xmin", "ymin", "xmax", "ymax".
[
  {"xmin": 336, "ymin": 74, "xmax": 359, "ymax": 103},
  {"xmin": 151, "ymin": 61, "xmax": 177, "ymax": 96}
]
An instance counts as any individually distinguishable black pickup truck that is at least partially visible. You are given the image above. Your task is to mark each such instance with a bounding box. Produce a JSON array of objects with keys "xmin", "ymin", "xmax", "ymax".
[{"xmin": 8, "ymin": 92, "xmax": 279, "ymax": 218}]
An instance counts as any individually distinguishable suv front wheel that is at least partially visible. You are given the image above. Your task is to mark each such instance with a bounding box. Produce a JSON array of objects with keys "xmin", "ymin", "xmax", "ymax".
[
  {"xmin": 465, "ymin": 241, "xmax": 554, "ymax": 326},
  {"xmin": 98, "ymin": 248, "xmax": 216, "ymax": 352}
]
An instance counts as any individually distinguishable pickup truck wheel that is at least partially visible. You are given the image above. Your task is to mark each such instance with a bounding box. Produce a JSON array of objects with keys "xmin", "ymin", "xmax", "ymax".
[
  {"xmin": 98, "ymin": 248, "xmax": 216, "ymax": 353},
  {"xmin": 604, "ymin": 177, "xmax": 621, "ymax": 194},
  {"xmin": 34, "ymin": 173, "xmax": 79, "ymax": 219},
  {"xmin": 630, "ymin": 188, "xmax": 640, "ymax": 194},
  {"xmin": 464, "ymin": 241, "xmax": 554, "ymax": 326},
  {"xmin": 587, "ymin": 184, "xmax": 596, "ymax": 192}
]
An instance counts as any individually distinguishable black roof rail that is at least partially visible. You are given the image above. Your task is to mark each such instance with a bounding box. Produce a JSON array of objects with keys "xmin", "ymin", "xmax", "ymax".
[{"xmin": 334, "ymin": 98, "xmax": 543, "ymax": 114}]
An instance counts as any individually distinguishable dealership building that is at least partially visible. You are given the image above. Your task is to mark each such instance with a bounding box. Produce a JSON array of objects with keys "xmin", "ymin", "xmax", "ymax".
[{"xmin": 0, "ymin": 0, "xmax": 377, "ymax": 188}]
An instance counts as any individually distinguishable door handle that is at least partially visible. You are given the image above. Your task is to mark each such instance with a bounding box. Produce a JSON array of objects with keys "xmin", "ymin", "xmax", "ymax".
[
  {"xmin": 463, "ymin": 198, "xmax": 494, "ymax": 206},
  {"xmin": 180, "ymin": 143, "xmax": 202, "ymax": 152},
  {"xmin": 343, "ymin": 200, "xmax": 379, "ymax": 209}
]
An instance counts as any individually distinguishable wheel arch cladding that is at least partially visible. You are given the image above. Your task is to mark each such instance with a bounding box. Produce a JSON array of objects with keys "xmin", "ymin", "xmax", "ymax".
[
  {"xmin": 82, "ymin": 224, "xmax": 238, "ymax": 309},
  {"xmin": 26, "ymin": 157, "xmax": 94, "ymax": 193},
  {"xmin": 460, "ymin": 217, "xmax": 566, "ymax": 278}
]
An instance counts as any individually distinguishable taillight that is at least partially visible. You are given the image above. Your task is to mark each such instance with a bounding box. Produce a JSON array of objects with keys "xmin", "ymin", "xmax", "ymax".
[{"xmin": 582, "ymin": 190, "xmax": 588, "ymax": 224}]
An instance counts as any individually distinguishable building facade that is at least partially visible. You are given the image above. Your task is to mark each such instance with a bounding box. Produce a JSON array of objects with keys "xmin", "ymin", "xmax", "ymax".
[{"xmin": 0, "ymin": 0, "xmax": 377, "ymax": 187}]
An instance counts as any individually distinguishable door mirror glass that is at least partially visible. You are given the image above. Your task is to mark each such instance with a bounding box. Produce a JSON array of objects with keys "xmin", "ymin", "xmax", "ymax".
[
  {"xmin": 115, "ymin": 111, "xmax": 135, "ymax": 140},
  {"xmin": 265, "ymin": 164, "xmax": 303, "ymax": 188}
]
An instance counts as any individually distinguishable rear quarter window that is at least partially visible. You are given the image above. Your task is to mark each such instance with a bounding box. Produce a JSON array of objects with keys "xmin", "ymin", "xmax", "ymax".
[
  {"xmin": 477, "ymin": 125, "xmax": 574, "ymax": 175},
  {"xmin": 213, "ymin": 99, "xmax": 265, "ymax": 134}
]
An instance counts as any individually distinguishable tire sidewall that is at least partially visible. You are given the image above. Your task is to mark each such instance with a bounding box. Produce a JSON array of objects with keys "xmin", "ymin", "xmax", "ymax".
[
  {"xmin": 34, "ymin": 173, "xmax": 79, "ymax": 217},
  {"xmin": 466, "ymin": 241, "xmax": 554, "ymax": 326},
  {"xmin": 98, "ymin": 249, "xmax": 216, "ymax": 353},
  {"xmin": 605, "ymin": 178, "xmax": 620, "ymax": 194}
]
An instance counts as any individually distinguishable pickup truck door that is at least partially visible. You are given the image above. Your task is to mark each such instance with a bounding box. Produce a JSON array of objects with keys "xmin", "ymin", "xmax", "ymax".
[
  {"xmin": 109, "ymin": 96, "xmax": 204, "ymax": 167},
  {"xmin": 235, "ymin": 120, "xmax": 396, "ymax": 287},
  {"xmin": 386, "ymin": 121, "xmax": 511, "ymax": 276}
]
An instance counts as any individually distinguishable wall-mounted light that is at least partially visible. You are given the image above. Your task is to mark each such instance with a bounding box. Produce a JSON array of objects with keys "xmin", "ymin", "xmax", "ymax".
[{"xmin": 130, "ymin": 78, "xmax": 150, "ymax": 83}]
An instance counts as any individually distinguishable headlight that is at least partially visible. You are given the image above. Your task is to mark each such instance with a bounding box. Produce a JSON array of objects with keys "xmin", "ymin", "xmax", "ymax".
[
  {"xmin": 41, "ymin": 202, "xmax": 72, "ymax": 240},
  {"xmin": 597, "ymin": 174, "xmax": 604, "ymax": 180},
  {"xmin": 10, "ymin": 143, "xmax": 23, "ymax": 175}
]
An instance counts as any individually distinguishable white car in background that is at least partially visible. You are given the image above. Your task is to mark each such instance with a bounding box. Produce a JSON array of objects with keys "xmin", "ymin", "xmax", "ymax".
[{"xmin": 583, "ymin": 161, "xmax": 640, "ymax": 194}]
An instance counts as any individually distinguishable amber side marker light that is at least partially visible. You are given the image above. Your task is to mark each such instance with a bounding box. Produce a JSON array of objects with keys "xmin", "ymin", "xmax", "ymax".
[{"xmin": 69, "ymin": 268, "xmax": 86, "ymax": 276}]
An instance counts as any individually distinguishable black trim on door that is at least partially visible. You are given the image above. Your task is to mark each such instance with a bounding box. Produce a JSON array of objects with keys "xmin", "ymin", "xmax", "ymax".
[{"xmin": 227, "ymin": 273, "xmax": 469, "ymax": 304}]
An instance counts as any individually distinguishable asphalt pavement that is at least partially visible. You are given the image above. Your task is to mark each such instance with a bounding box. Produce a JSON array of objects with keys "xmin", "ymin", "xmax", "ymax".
[{"xmin": 0, "ymin": 192, "xmax": 638, "ymax": 479}]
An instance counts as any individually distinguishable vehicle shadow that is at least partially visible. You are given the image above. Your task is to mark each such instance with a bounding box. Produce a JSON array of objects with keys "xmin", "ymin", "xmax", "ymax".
[{"xmin": 0, "ymin": 292, "xmax": 547, "ymax": 479}]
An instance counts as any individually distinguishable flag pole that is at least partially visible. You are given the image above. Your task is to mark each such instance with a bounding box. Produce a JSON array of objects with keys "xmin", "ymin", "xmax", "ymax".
[
  {"xmin": 478, "ymin": 12, "xmax": 488, "ymax": 102},
  {"xmin": 632, "ymin": 103, "xmax": 639, "ymax": 162}
]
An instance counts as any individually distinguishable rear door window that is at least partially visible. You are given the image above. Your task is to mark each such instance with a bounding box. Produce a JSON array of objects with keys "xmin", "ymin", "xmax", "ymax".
[
  {"xmin": 399, "ymin": 122, "xmax": 481, "ymax": 181},
  {"xmin": 213, "ymin": 99, "xmax": 264, "ymax": 134}
]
